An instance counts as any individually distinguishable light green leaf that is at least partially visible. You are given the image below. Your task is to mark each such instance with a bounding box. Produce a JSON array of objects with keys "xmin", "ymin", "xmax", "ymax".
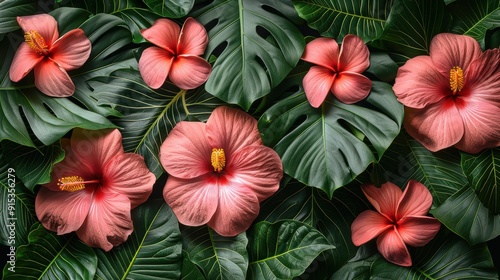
[
  {"xmin": 143, "ymin": 0, "xmax": 194, "ymax": 18},
  {"xmin": 192, "ymin": 0, "xmax": 305, "ymax": 110}
]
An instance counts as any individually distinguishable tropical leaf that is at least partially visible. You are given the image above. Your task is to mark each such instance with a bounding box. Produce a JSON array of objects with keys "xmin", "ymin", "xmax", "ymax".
[
  {"xmin": 88, "ymin": 68, "xmax": 224, "ymax": 177},
  {"xmin": 461, "ymin": 148, "xmax": 500, "ymax": 214},
  {"xmin": 259, "ymin": 78, "xmax": 403, "ymax": 197},
  {"xmin": 292, "ymin": 0, "xmax": 393, "ymax": 42},
  {"xmin": 143, "ymin": 0, "xmax": 194, "ymax": 18},
  {"xmin": 95, "ymin": 199, "xmax": 183, "ymax": 280},
  {"xmin": 192, "ymin": 0, "xmax": 305, "ymax": 110},
  {"xmin": 247, "ymin": 220, "xmax": 335, "ymax": 279},
  {"xmin": 370, "ymin": 0, "xmax": 452, "ymax": 60},
  {"xmin": 0, "ymin": 0, "xmax": 35, "ymax": 39},
  {"xmin": 180, "ymin": 251, "xmax": 204, "ymax": 279},
  {"xmin": 181, "ymin": 226, "xmax": 248, "ymax": 279},
  {"xmin": 449, "ymin": 0, "xmax": 500, "ymax": 48},
  {"xmin": 2, "ymin": 224, "xmax": 97, "ymax": 280},
  {"xmin": 431, "ymin": 186, "xmax": 500, "ymax": 245}
]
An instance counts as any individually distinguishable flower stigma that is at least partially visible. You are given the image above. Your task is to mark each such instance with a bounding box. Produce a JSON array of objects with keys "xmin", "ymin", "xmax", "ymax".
[
  {"xmin": 24, "ymin": 30, "xmax": 49, "ymax": 56},
  {"xmin": 211, "ymin": 148, "xmax": 226, "ymax": 173},
  {"xmin": 58, "ymin": 176, "xmax": 99, "ymax": 192},
  {"xmin": 449, "ymin": 66, "xmax": 464, "ymax": 94}
]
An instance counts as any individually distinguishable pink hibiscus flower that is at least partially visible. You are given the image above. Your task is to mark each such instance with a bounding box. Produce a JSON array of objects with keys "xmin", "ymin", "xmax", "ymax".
[
  {"xmin": 301, "ymin": 34, "xmax": 372, "ymax": 108},
  {"xmin": 138, "ymin": 17, "xmax": 212, "ymax": 90},
  {"xmin": 35, "ymin": 128, "xmax": 155, "ymax": 251},
  {"xmin": 351, "ymin": 180, "xmax": 441, "ymax": 266},
  {"xmin": 9, "ymin": 14, "xmax": 91, "ymax": 97},
  {"xmin": 393, "ymin": 33, "xmax": 500, "ymax": 153},
  {"xmin": 159, "ymin": 106, "xmax": 283, "ymax": 236}
]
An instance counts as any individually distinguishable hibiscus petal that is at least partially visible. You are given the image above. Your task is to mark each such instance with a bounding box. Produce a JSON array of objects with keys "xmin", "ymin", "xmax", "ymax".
[
  {"xmin": 430, "ymin": 33, "xmax": 482, "ymax": 74},
  {"xmin": 338, "ymin": 34, "xmax": 370, "ymax": 73},
  {"xmin": 454, "ymin": 98, "xmax": 500, "ymax": 154},
  {"xmin": 177, "ymin": 17, "xmax": 208, "ymax": 56},
  {"xmin": 393, "ymin": 55, "xmax": 449, "ymax": 109},
  {"xmin": 331, "ymin": 72, "xmax": 371, "ymax": 104},
  {"xmin": 362, "ymin": 182, "xmax": 402, "ymax": 221},
  {"xmin": 302, "ymin": 66, "xmax": 335, "ymax": 108},
  {"xmin": 206, "ymin": 106, "xmax": 262, "ymax": 159},
  {"xmin": 50, "ymin": 29, "xmax": 91, "ymax": 70},
  {"xmin": 33, "ymin": 59, "xmax": 75, "ymax": 97},
  {"xmin": 464, "ymin": 49, "xmax": 500, "ymax": 107},
  {"xmin": 17, "ymin": 14, "xmax": 59, "ymax": 45},
  {"xmin": 207, "ymin": 182, "xmax": 260, "ymax": 236},
  {"xmin": 398, "ymin": 216, "xmax": 441, "ymax": 247},
  {"xmin": 138, "ymin": 46, "xmax": 174, "ymax": 89},
  {"xmin": 35, "ymin": 187, "xmax": 92, "ymax": 235},
  {"xmin": 403, "ymin": 99, "xmax": 464, "ymax": 152},
  {"xmin": 169, "ymin": 55, "xmax": 211, "ymax": 89},
  {"xmin": 102, "ymin": 153, "xmax": 155, "ymax": 209},
  {"xmin": 141, "ymin": 18, "xmax": 180, "ymax": 54},
  {"xmin": 396, "ymin": 180, "xmax": 433, "ymax": 219},
  {"xmin": 301, "ymin": 37, "xmax": 338, "ymax": 71},
  {"xmin": 351, "ymin": 210, "xmax": 392, "ymax": 246},
  {"xmin": 9, "ymin": 43, "xmax": 43, "ymax": 82},
  {"xmin": 226, "ymin": 145, "xmax": 282, "ymax": 202},
  {"xmin": 377, "ymin": 229, "xmax": 412, "ymax": 267},
  {"xmin": 76, "ymin": 190, "xmax": 133, "ymax": 251},
  {"xmin": 160, "ymin": 121, "xmax": 212, "ymax": 179},
  {"xmin": 163, "ymin": 175, "xmax": 219, "ymax": 226}
]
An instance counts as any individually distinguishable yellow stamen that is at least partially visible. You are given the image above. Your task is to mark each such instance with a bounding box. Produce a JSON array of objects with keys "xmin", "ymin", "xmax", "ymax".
[
  {"xmin": 57, "ymin": 176, "xmax": 99, "ymax": 192},
  {"xmin": 211, "ymin": 148, "xmax": 226, "ymax": 173},
  {"xmin": 449, "ymin": 66, "xmax": 464, "ymax": 94},
  {"xmin": 24, "ymin": 30, "xmax": 49, "ymax": 56}
]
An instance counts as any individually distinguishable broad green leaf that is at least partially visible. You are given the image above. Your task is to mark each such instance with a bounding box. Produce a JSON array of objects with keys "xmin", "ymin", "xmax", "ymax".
[
  {"xmin": 461, "ymin": 148, "xmax": 500, "ymax": 214},
  {"xmin": 143, "ymin": 0, "xmax": 194, "ymax": 18},
  {"xmin": 365, "ymin": 52, "xmax": 399, "ymax": 83},
  {"xmin": 180, "ymin": 251, "xmax": 204, "ymax": 279},
  {"xmin": 181, "ymin": 226, "xmax": 248, "ymax": 279},
  {"xmin": 88, "ymin": 68, "xmax": 224, "ymax": 177},
  {"xmin": 0, "ymin": 0, "xmax": 35, "ymax": 39},
  {"xmin": 431, "ymin": 186, "xmax": 500, "ymax": 245},
  {"xmin": 0, "ymin": 155, "xmax": 37, "ymax": 247},
  {"xmin": 370, "ymin": 0, "xmax": 452, "ymax": 59},
  {"xmin": 372, "ymin": 132, "xmax": 467, "ymax": 207},
  {"xmin": 2, "ymin": 224, "xmax": 97, "ymax": 280},
  {"xmin": 192, "ymin": 0, "xmax": 305, "ymax": 110},
  {"xmin": 1, "ymin": 141, "xmax": 64, "ymax": 191},
  {"xmin": 247, "ymin": 220, "xmax": 335, "ymax": 279},
  {"xmin": 259, "ymin": 79, "xmax": 403, "ymax": 197},
  {"xmin": 449, "ymin": 0, "xmax": 500, "ymax": 48},
  {"xmin": 95, "ymin": 199, "xmax": 182, "ymax": 280},
  {"xmin": 292, "ymin": 0, "xmax": 392, "ymax": 42}
]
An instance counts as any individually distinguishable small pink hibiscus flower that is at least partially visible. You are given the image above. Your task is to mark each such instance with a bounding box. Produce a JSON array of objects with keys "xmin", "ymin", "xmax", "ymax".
[
  {"xmin": 351, "ymin": 180, "xmax": 441, "ymax": 267},
  {"xmin": 9, "ymin": 14, "xmax": 91, "ymax": 97},
  {"xmin": 301, "ymin": 34, "xmax": 372, "ymax": 108},
  {"xmin": 139, "ymin": 17, "xmax": 212, "ymax": 90},
  {"xmin": 35, "ymin": 128, "xmax": 155, "ymax": 251},
  {"xmin": 159, "ymin": 106, "xmax": 283, "ymax": 236},
  {"xmin": 393, "ymin": 33, "xmax": 500, "ymax": 153}
]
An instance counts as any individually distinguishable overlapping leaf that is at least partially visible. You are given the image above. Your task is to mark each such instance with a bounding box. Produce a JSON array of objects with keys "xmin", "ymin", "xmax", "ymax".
[
  {"xmin": 293, "ymin": 0, "xmax": 393, "ymax": 42},
  {"xmin": 192, "ymin": 0, "xmax": 305, "ymax": 110},
  {"xmin": 95, "ymin": 199, "xmax": 182, "ymax": 280},
  {"xmin": 143, "ymin": 0, "xmax": 194, "ymax": 18},
  {"xmin": 0, "ymin": 0, "xmax": 35, "ymax": 39}
]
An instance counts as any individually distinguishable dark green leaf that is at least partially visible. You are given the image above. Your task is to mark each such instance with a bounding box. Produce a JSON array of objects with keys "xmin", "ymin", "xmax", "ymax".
[
  {"xmin": 180, "ymin": 251, "xmax": 204, "ymax": 279},
  {"xmin": 143, "ymin": 0, "xmax": 194, "ymax": 18},
  {"xmin": 95, "ymin": 199, "xmax": 182, "ymax": 280},
  {"xmin": 247, "ymin": 220, "xmax": 335, "ymax": 279},
  {"xmin": 193, "ymin": 0, "xmax": 305, "ymax": 110},
  {"xmin": 366, "ymin": 52, "xmax": 399, "ymax": 83},
  {"xmin": 182, "ymin": 226, "xmax": 248, "ymax": 279},
  {"xmin": 292, "ymin": 0, "xmax": 393, "ymax": 42},
  {"xmin": 2, "ymin": 224, "xmax": 97, "ymax": 280},
  {"xmin": 0, "ymin": 0, "xmax": 35, "ymax": 39}
]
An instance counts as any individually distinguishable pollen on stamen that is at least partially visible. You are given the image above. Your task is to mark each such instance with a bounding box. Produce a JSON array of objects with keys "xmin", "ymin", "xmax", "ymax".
[
  {"xmin": 57, "ymin": 176, "xmax": 87, "ymax": 192},
  {"xmin": 211, "ymin": 148, "xmax": 226, "ymax": 173},
  {"xmin": 449, "ymin": 66, "xmax": 464, "ymax": 94},
  {"xmin": 24, "ymin": 30, "xmax": 49, "ymax": 56}
]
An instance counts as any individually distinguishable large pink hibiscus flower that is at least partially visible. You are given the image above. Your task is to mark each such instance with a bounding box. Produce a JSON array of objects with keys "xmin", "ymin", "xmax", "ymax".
[
  {"xmin": 160, "ymin": 106, "xmax": 283, "ymax": 236},
  {"xmin": 36, "ymin": 128, "xmax": 155, "ymax": 251},
  {"xmin": 9, "ymin": 14, "xmax": 91, "ymax": 97},
  {"xmin": 301, "ymin": 34, "xmax": 372, "ymax": 108},
  {"xmin": 351, "ymin": 180, "xmax": 441, "ymax": 267},
  {"xmin": 393, "ymin": 33, "xmax": 500, "ymax": 153},
  {"xmin": 139, "ymin": 17, "xmax": 212, "ymax": 90}
]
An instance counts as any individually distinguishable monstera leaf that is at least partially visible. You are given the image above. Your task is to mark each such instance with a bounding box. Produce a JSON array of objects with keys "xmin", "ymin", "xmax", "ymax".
[
  {"xmin": 192, "ymin": 0, "xmax": 305, "ymax": 110},
  {"xmin": 143, "ymin": 0, "xmax": 194, "ymax": 18}
]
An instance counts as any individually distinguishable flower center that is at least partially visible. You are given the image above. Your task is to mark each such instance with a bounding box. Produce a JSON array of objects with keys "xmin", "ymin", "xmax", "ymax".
[
  {"xmin": 449, "ymin": 66, "xmax": 464, "ymax": 95},
  {"xmin": 24, "ymin": 30, "xmax": 49, "ymax": 56},
  {"xmin": 211, "ymin": 148, "xmax": 226, "ymax": 173},
  {"xmin": 57, "ymin": 176, "xmax": 100, "ymax": 192}
]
